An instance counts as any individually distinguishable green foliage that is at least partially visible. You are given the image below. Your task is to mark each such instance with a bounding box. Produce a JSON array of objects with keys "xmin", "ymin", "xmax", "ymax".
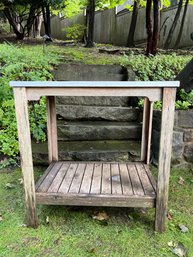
[
  {"xmin": 64, "ymin": 24, "xmax": 85, "ymax": 41},
  {"xmin": 0, "ymin": 43, "xmax": 58, "ymax": 158},
  {"xmin": 175, "ymin": 89, "xmax": 193, "ymax": 110},
  {"xmin": 121, "ymin": 53, "xmax": 191, "ymax": 81}
]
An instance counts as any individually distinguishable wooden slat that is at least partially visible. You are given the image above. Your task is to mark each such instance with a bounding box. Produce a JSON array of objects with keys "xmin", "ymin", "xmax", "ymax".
[
  {"xmin": 90, "ymin": 163, "xmax": 102, "ymax": 194},
  {"xmin": 147, "ymin": 102, "xmax": 153, "ymax": 164},
  {"xmin": 119, "ymin": 163, "xmax": 133, "ymax": 195},
  {"xmin": 111, "ymin": 163, "xmax": 122, "ymax": 195},
  {"xmin": 48, "ymin": 163, "xmax": 70, "ymax": 193},
  {"xmin": 35, "ymin": 162, "xmax": 55, "ymax": 190},
  {"xmin": 13, "ymin": 87, "xmax": 38, "ymax": 228},
  {"xmin": 141, "ymin": 98, "xmax": 153, "ymax": 164},
  {"xmin": 101, "ymin": 164, "xmax": 111, "ymax": 194},
  {"xmin": 155, "ymin": 87, "xmax": 176, "ymax": 232},
  {"xmin": 46, "ymin": 96, "xmax": 58, "ymax": 163},
  {"xmin": 58, "ymin": 164, "xmax": 78, "ymax": 193},
  {"xmin": 144, "ymin": 165, "xmax": 157, "ymax": 192},
  {"xmin": 127, "ymin": 164, "xmax": 144, "ymax": 196},
  {"xmin": 36, "ymin": 193, "xmax": 156, "ymax": 208},
  {"xmin": 69, "ymin": 163, "xmax": 86, "ymax": 194},
  {"xmin": 135, "ymin": 164, "xmax": 155, "ymax": 195},
  {"xmin": 79, "ymin": 163, "xmax": 94, "ymax": 194},
  {"xmin": 37, "ymin": 162, "xmax": 63, "ymax": 192}
]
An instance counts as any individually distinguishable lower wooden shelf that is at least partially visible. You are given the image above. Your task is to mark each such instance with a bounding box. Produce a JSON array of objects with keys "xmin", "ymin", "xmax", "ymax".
[{"xmin": 35, "ymin": 161, "xmax": 157, "ymax": 208}]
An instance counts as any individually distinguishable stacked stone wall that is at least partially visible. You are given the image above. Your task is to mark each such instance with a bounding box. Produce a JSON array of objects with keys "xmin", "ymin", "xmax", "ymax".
[{"xmin": 153, "ymin": 110, "xmax": 193, "ymax": 168}]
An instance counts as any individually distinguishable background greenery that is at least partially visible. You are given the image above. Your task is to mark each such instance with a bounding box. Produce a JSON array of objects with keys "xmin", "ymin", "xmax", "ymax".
[{"xmin": 0, "ymin": 43, "xmax": 192, "ymax": 161}]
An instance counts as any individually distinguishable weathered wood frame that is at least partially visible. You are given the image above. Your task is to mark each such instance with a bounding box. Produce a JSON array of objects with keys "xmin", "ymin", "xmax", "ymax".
[{"xmin": 11, "ymin": 81, "xmax": 179, "ymax": 232}]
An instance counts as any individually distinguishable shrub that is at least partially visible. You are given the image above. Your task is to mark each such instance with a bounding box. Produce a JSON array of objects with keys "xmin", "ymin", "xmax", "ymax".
[
  {"xmin": 64, "ymin": 24, "xmax": 85, "ymax": 42},
  {"xmin": 0, "ymin": 43, "xmax": 59, "ymax": 159}
]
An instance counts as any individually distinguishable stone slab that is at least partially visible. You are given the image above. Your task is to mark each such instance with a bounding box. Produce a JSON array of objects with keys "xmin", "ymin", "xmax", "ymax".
[
  {"xmin": 184, "ymin": 143, "xmax": 193, "ymax": 162},
  {"xmin": 183, "ymin": 129, "xmax": 193, "ymax": 142},
  {"xmin": 32, "ymin": 140, "xmax": 141, "ymax": 165},
  {"xmin": 178, "ymin": 110, "xmax": 193, "ymax": 128},
  {"xmin": 51, "ymin": 63, "xmax": 130, "ymax": 81},
  {"xmin": 56, "ymin": 96, "xmax": 130, "ymax": 107},
  {"xmin": 56, "ymin": 105, "xmax": 140, "ymax": 121},
  {"xmin": 57, "ymin": 121, "xmax": 142, "ymax": 141}
]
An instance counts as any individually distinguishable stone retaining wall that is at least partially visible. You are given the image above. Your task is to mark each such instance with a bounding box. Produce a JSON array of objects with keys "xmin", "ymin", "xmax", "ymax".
[{"xmin": 153, "ymin": 110, "xmax": 193, "ymax": 168}]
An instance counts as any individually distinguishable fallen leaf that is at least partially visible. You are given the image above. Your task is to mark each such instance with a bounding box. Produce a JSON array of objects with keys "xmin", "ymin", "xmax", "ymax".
[
  {"xmin": 172, "ymin": 243, "xmax": 187, "ymax": 257},
  {"xmin": 5, "ymin": 183, "xmax": 15, "ymax": 189},
  {"xmin": 167, "ymin": 212, "xmax": 173, "ymax": 220},
  {"xmin": 92, "ymin": 211, "xmax": 109, "ymax": 221},
  {"xmin": 178, "ymin": 224, "xmax": 189, "ymax": 233},
  {"xmin": 178, "ymin": 177, "xmax": 185, "ymax": 186},
  {"xmin": 46, "ymin": 216, "xmax": 49, "ymax": 224},
  {"xmin": 168, "ymin": 241, "xmax": 175, "ymax": 247},
  {"xmin": 18, "ymin": 178, "xmax": 23, "ymax": 185},
  {"xmin": 0, "ymin": 215, "xmax": 3, "ymax": 222},
  {"xmin": 20, "ymin": 223, "xmax": 27, "ymax": 227}
]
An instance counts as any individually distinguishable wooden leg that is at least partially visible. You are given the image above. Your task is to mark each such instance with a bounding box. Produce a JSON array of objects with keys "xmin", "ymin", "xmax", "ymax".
[
  {"xmin": 46, "ymin": 96, "xmax": 58, "ymax": 163},
  {"xmin": 155, "ymin": 88, "xmax": 176, "ymax": 232},
  {"xmin": 13, "ymin": 88, "xmax": 38, "ymax": 228},
  {"xmin": 141, "ymin": 98, "xmax": 153, "ymax": 164}
]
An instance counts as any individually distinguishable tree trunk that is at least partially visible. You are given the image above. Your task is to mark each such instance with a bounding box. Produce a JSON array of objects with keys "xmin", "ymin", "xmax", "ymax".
[
  {"xmin": 174, "ymin": 0, "xmax": 189, "ymax": 48},
  {"xmin": 127, "ymin": 0, "xmax": 139, "ymax": 47},
  {"xmin": 164, "ymin": 0, "xmax": 183, "ymax": 49},
  {"xmin": 151, "ymin": 0, "xmax": 160, "ymax": 55},
  {"xmin": 42, "ymin": 4, "xmax": 51, "ymax": 37},
  {"xmin": 85, "ymin": 0, "xmax": 95, "ymax": 48},
  {"xmin": 33, "ymin": 13, "xmax": 43, "ymax": 38},
  {"xmin": 146, "ymin": 0, "xmax": 153, "ymax": 55},
  {"xmin": 4, "ymin": 7, "xmax": 25, "ymax": 40}
]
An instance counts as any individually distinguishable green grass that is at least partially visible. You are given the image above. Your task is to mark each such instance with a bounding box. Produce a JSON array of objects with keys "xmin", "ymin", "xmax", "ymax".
[{"xmin": 0, "ymin": 167, "xmax": 193, "ymax": 257}]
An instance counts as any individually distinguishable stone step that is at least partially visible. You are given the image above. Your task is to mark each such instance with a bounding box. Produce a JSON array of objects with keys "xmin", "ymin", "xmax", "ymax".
[
  {"xmin": 57, "ymin": 121, "xmax": 142, "ymax": 141},
  {"xmin": 56, "ymin": 96, "xmax": 131, "ymax": 107},
  {"xmin": 52, "ymin": 64, "xmax": 129, "ymax": 82},
  {"xmin": 56, "ymin": 105, "xmax": 140, "ymax": 121},
  {"xmin": 32, "ymin": 140, "xmax": 141, "ymax": 165}
]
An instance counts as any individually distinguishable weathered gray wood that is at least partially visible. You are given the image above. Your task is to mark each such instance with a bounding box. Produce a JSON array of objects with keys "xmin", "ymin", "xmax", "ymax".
[
  {"xmin": 90, "ymin": 163, "xmax": 102, "ymax": 194},
  {"xmin": 141, "ymin": 98, "xmax": 153, "ymax": 164},
  {"xmin": 101, "ymin": 164, "xmax": 111, "ymax": 194},
  {"xmin": 79, "ymin": 163, "xmax": 94, "ymax": 194},
  {"xmin": 155, "ymin": 88, "xmax": 176, "ymax": 232},
  {"xmin": 111, "ymin": 163, "xmax": 122, "ymax": 195},
  {"xmin": 27, "ymin": 87, "xmax": 162, "ymax": 101},
  {"xmin": 13, "ymin": 87, "xmax": 38, "ymax": 228},
  {"xmin": 37, "ymin": 162, "xmax": 63, "ymax": 192},
  {"xmin": 69, "ymin": 163, "xmax": 86, "ymax": 193},
  {"xmin": 144, "ymin": 165, "xmax": 157, "ymax": 192},
  {"xmin": 58, "ymin": 163, "xmax": 78, "ymax": 193},
  {"xmin": 127, "ymin": 164, "xmax": 144, "ymax": 195},
  {"xmin": 35, "ymin": 162, "xmax": 55, "ymax": 190},
  {"xmin": 46, "ymin": 96, "xmax": 58, "ymax": 163},
  {"xmin": 119, "ymin": 163, "xmax": 133, "ymax": 195},
  {"xmin": 36, "ymin": 192, "xmax": 156, "ymax": 208},
  {"xmin": 147, "ymin": 102, "xmax": 153, "ymax": 164},
  {"xmin": 136, "ymin": 164, "xmax": 155, "ymax": 195},
  {"xmin": 48, "ymin": 163, "xmax": 70, "ymax": 192}
]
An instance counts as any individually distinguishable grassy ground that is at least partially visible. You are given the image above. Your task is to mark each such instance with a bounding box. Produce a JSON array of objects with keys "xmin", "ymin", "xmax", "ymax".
[
  {"xmin": 0, "ymin": 42, "xmax": 193, "ymax": 256},
  {"xmin": 0, "ymin": 167, "xmax": 193, "ymax": 257}
]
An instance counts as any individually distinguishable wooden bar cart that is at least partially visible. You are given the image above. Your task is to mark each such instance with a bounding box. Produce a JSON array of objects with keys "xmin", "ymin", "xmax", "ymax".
[{"xmin": 11, "ymin": 81, "xmax": 179, "ymax": 232}]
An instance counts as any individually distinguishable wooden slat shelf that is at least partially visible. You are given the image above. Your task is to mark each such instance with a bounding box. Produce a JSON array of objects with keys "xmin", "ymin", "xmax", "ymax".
[{"xmin": 35, "ymin": 161, "xmax": 157, "ymax": 208}]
